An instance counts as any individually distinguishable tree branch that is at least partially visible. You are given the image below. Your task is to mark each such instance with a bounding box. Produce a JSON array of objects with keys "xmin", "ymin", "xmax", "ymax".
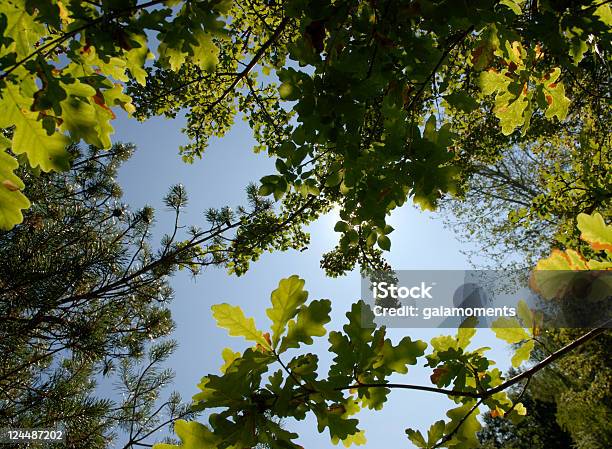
[
  {"xmin": 334, "ymin": 383, "xmax": 481, "ymax": 398},
  {"xmin": 433, "ymin": 398, "xmax": 483, "ymax": 448},
  {"xmin": 290, "ymin": 320, "xmax": 610, "ymax": 404},
  {"xmin": 405, "ymin": 26, "xmax": 475, "ymax": 112},
  {"xmin": 485, "ymin": 321, "xmax": 610, "ymax": 397},
  {"xmin": 158, "ymin": 16, "xmax": 290, "ymax": 109}
]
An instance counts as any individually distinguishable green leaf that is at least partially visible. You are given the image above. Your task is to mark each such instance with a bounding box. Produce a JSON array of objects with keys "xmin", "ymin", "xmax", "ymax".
[
  {"xmin": 191, "ymin": 29, "xmax": 219, "ymax": 72},
  {"xmin": 158, "ymin": 37, "xmax": 187, "ymax": 71},
  {"xmin": 211, "ymin": 303, "xmax": 271, "ymax": 349},
  {"xmin": 427, "ymin": 420, "xmax": 446, "ymax": 446},
  {"xmin": 569, "ymin": 37, "xmax": 589, "ymax": 64},
  {"xmin": 445, "ymin": 401, "xmax": 481, "ymax": 448},
  {"xmin": 346, "ymin": 229, "xmax": 359, "ymax": 244},
  {"xmin": 314, "ymin": 406, "xmax": 360, "ymax": 442},
  {"xmin": 491, "ymin": 317, "xmax": 530, "ymax": 344},
  {"xmin": 279, "ymin": 82, "xmax": 300, "ymax": 100},
  {"xmin": 343, "ymin": 301, "xmax": 376, "ymax": 343},
  {"xmin": 325, "ymin": 170, "xmax": 343, "ymax": 187},
  {"xmin": 358, "ymin": 385, "xmax": 389, "ymax": 410},
  {"xmin": 375, "ymin": 337, "xmax": 427, "ymax": 374},
  {"xmin": 577, "ymin": 212, "xmax": 612, "ymax": 252},
  {"xmin": 0, "ymin": 142, "xmax": 31, "ymax": 230},
  {"xmin": 193, "ymin": 349, "xmax": 274, "ymax": 408},
  {"xmin": 334, "ymin": 221, "xmax": 350, "ymax": 233},
  {"xmin": 258, "ymin": 183, "xmax": 275, "ymax": 196},
  {"xmin": 124, "ymin": 33, "xmax": 154, "ymax": 86},
  {"xmin": 377, "ymin": 235, "xmax": 391, "ymax": 251},
  {"xmin": 2, "ymin": 3, "xmax": 46, "ymax": 59},
  {"xmin": 280, "ymin": 299, "xmax": 331, "ymax": 352},
  {"xmin": 511, "ymin": 339, "xmax": 534, "ymax": 367},
  {"xmin": 60, "ymin": 95, "xmax": 112, "ymax": 149},
  {"xmin": 443, "ymin": 92, "xmax": 478, "ymax": 113},
  {"xmin": 423, "ymin": 115, "xmax": 437, "ymax": 143},
  {"xmin": 406, "ymin": 429, "xmax": 427, "ymax": 448},
  {"xmin": 266, "ymin": 275, "xmax": 308, "ymax": 348}
]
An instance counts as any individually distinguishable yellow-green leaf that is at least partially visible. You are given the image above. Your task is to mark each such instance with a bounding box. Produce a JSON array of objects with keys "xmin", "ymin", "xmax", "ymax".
[
  {"xmin": 2, "ymin": 3, "xmax": 46, "ymax": 59},
  {"xmin": 491, "ymin": 317, "xmax": 530, "ymax": 343},
  {"xmin": 445, "ymin": 401, "xmax": 481, "ymax": 446},
  {"xmin": 516, "ymin": 299, "xmax": 533, "ymax": 329},
  {"xmin": 125, "ymin": 33, "xmax": 154, "ymax": 85},
  {"xmin": 279, "ymin": 299, "xmax": 331, "ymax": 352},
  {"xmin": 494, "ymin": 91, "xmax": 529, "ymax": 135},
  {"xmin": 587, "ymin": 259, "xmax": 612, "ymax": 270},
  {"xmin": 266, "ymin": 275, "xmax": 308, "ymax": 348},
  {"xmin": 457, "ymin": 316, "xmax": 477, "ymax": 349},
  {"xmin": 219, "ymin": 347, "xmax": 241, "ymax": 373},
  {"xmin": 103, "ymin": 84, "xmax": 136, "ymax": 115},
  {"xmin": 211, "ymin": 303, "xmax": 270, "ymax": 349},
  {"xmin": 12, "ymin": 117, "xmax": 71, "ymax": 171},
  {"xmin": 577, "ymin": 212, "xmax": 612, "ymax": 252},
  {"xmin": 500, "ymin": 0, "xmax": 525, "ymax": 15},
  {"xmin": 507, "ymin": 402, "xmax": 527, "ymax": 424},
  {"xmin": 531, "ymin": 249, "xmax": 589, "ymax": 299},
  {"xmin": 0, "ymin": 82, "xmax": 71, "ymax": 172},
  {"xmin": 479, "ymin": 69, "xmax": 510, "ymax": 95},
  {"xmin": 543, "ymin": 80, "xmax": 570, "ymax": 121},
  {"xmin": 60, "ymin": 96, "xmax": 110, "ymax": 149},
  {"xmin": 0, "ymin": 139, "xmax": 31, "ymax": 230},
  {"xmin": 535, "ymin": 248, "xmax": 588, "ymax": 271},
  {"xmin": 511, "ymin": 339, "xmax": 534, "ymax": 367},
  {"xmin": 152, "ymin": 420, "xmax": 219, "ymax": 449},
  {"xmin": 191, "ymin": 29, "xmax": 219, "ymax": 72}
]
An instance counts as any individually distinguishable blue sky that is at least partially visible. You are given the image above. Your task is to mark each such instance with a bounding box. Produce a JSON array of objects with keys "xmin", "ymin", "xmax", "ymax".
[{"xmin": 114, "ymin": 111, "xmax": 512, "ymax": 448}]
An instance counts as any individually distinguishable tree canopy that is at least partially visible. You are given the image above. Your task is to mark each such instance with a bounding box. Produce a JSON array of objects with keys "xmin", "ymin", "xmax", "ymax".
[{"xmin": 1, "ymin": 0, "xmax": 610, "ymax": 256}]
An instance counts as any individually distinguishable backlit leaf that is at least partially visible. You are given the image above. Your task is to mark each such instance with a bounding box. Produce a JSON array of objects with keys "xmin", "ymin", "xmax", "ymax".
[
  {"xmin": 266, "ymin": 275, "xmax": 308, "ymax": 348},
  {"xmin": 577, "ymin": 212, "xmax": 612, "ymax": 252},
  {"xmin": 211, "ymin": 303, "xmax": 270, "ymax": 349},
  {"xmin": 511, "ymin": 339, "xmax": 534, "ymax": 367},
  {"xmin": 491, "ymin": 317, "xmax": 530, "ymax": 343},
  {"xmin": 219, "ymin": 348, "xmax": 241, "ymax": 373},
  {"xmin": 0, "ymin": 138, "xmax": 30, "ymax": 230},
  {"xmin": 280, "ymin": 299, "xmax": 331, "ymax": 352}
]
